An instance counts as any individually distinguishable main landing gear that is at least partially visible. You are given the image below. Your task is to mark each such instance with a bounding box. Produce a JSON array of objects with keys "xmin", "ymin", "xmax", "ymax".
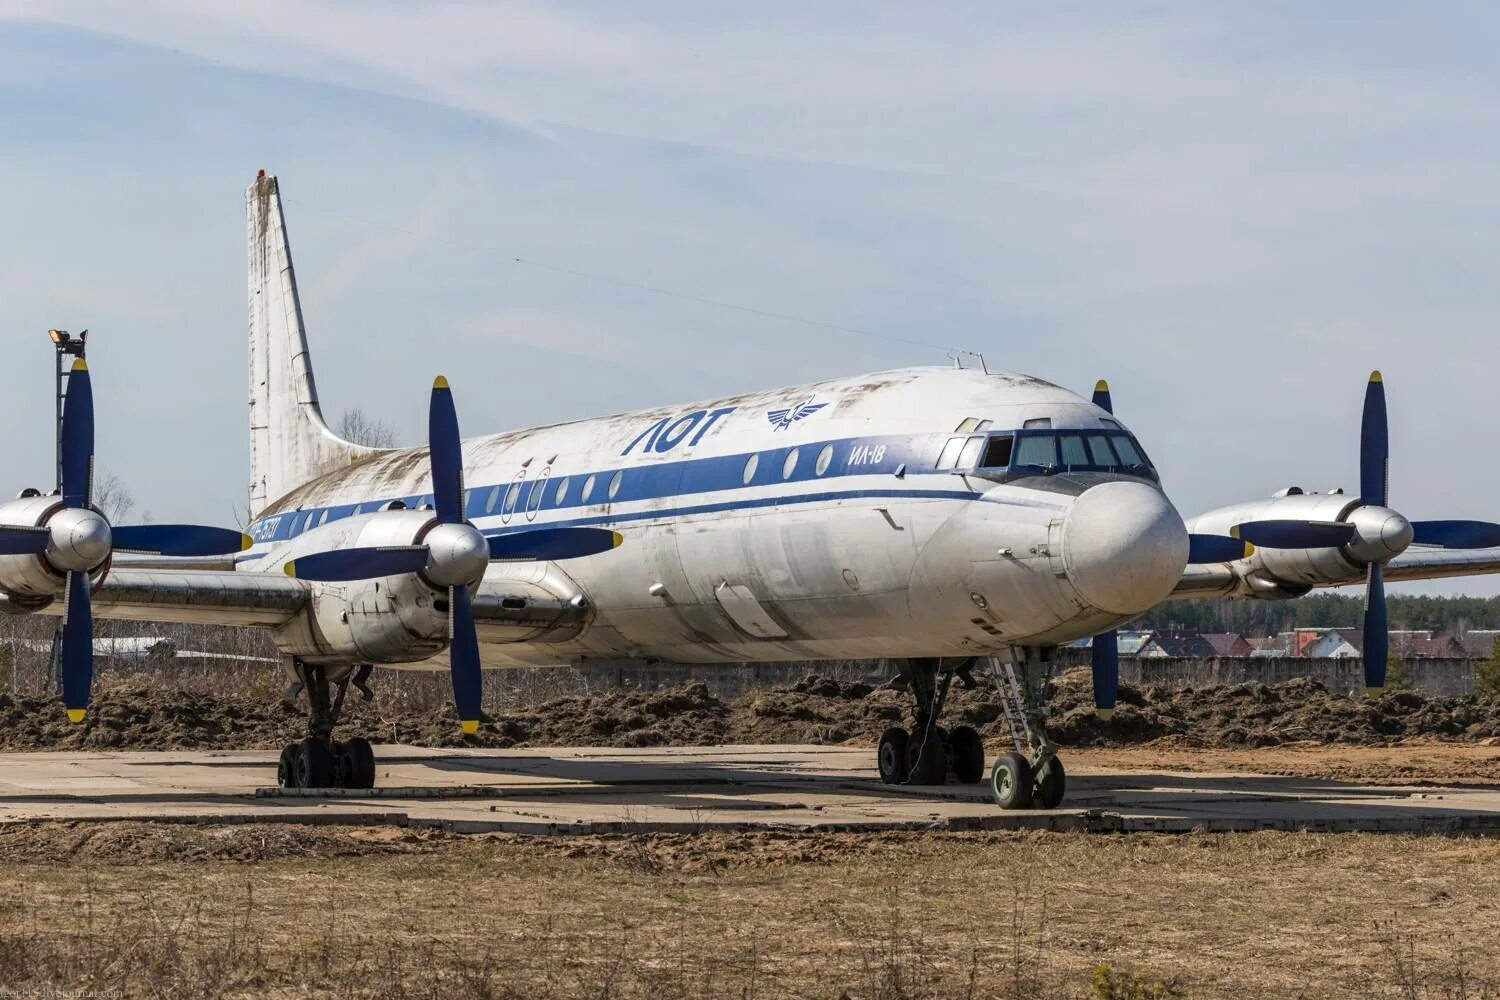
[
  {"xmin": 276, "ymin": 661, "xmax": 377, "ymax": 790},
  {"xmin": 876, "ymin": 658, "xmax": 987, "ymax": 787}
]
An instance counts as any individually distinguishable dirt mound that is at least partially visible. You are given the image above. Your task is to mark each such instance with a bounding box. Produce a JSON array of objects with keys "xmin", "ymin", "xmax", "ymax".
[
  {"xmin": 1043, "ymin": 670, "xmax": 1500, "ymax": 747},
  {"xmin": 0, "ymin": 821, "xmax": 449, "ymax": 863},
  {"xmin": 0, "ymin": 670, "xmax": 1495, "ymax": 752}
]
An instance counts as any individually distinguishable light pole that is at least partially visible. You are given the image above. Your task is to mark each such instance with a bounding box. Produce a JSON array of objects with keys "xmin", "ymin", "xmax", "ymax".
[{"xmin": 47, "ymin": 329, "xmax": 87, "ymax": 492}]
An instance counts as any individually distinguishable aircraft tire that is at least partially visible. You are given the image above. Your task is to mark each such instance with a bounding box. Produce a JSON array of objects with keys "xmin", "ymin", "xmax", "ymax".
[
  {"xmin": 342, "ymin": 737, "xmax": 376, "ymax": 789},
  {"xmin": 991, "ymin": 751, "xmax": 1034, "ymax": 810},
  {"xmin": 949, "ymin": 725, "xmax": 985, "ymax": 784},
  {"xmin": 297, "ymin": 737, "xmax": 334, "ymax": 789},
  {"xmin": 277, "ymin": 744, "xmax": 301, "ymax": 789},
  {"xmin": 906, "ymin": 725, "xmax": 948, "ymax": 786},
  {"xmin": 877, "ymin": 727, "xmax": 910, "ymax": 784},
  {"xmin": 1034, "ymin": 757, "xmax": 1066, "ymax": 809}
]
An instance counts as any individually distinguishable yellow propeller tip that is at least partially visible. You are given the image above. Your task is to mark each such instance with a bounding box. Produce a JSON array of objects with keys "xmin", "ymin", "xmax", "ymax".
[
  {"xmin": 433, "ymin": 375, "xmax": 450, "ymax": 390},
  {"xmin": 1229, "ymin": 524, "xmax": 1242, "ymax": 539},
  {"xmin": 240, "ymin": 534, "xmax": 254, "ymax": 552},
  {"xmin": 1365, "ymin": 686, "xmax": 1385, "ymax": 698},
  {"xmin": 611, "ymin": 531, "xmax": 624, "ymax": 548},
  {"xmin": 283, "ymin": 561, "xmax": 297, "ymax": 577},
  {"xmin": 1369, "ymin": 370, "xmax": 1383, "ymax": 383},
  {"xmin": 1243, "ymin": 542, "xmax": 1256, "ymax": 558},
  {"xmin": 71, "ymin": 358, "xmax": 88, "ymax": 372},
  {"xmin": 460, "ymin": 719, "xmax": 479, "ymax": 734},
  {"xmin": 1094, "ymin": 379, "xmax": 1109, "ymax": 392},
  {"xmin": 66, "ymin": 709, "xmax": 86, "ymax": 724},
  {"xmin": 1094, "ymin": 708, "xmax": 1114, "ymax": 721}
]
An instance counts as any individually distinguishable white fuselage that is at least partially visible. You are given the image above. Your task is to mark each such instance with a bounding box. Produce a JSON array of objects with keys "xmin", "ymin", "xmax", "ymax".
[{"xmin": 238, "ymin": 366, "xmax": 1190, "ymax": 669}]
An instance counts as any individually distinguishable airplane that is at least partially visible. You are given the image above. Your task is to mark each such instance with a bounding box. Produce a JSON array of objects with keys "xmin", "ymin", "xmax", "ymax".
[{"xmin": 2, "ymin": 171, "xmax": 1499, "ymax": 807}]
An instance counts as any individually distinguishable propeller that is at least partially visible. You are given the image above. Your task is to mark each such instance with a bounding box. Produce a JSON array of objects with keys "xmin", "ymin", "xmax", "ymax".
[
  {"xmin": 1349, "ymin": 372, "xmax": 1500, "ymax": 694},
  {"xmin": 0, "ymin": 360, "xmax": 251, "ymax": 724},
  {"xmin": 285, "ymin": 376, "xmax": 623, "ymax": 732}
]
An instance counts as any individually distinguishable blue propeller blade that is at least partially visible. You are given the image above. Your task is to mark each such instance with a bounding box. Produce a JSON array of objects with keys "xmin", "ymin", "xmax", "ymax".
[
  {"xmin": 1234, "ymin": 520, "xmax": 1355, "ymax": 549},
  {"xmin": 0, "ymin": 526, "xmax": 50, "ymax": 555},
  {"xmin": 284, "ymin": 546, "xmax": 429, "ymax": 582},
  {"xmin": 1360, "ymin": 371, "xmax": 1388, "ymax": 508},
  {"xmin": 488, "ymin": 527, "xmax": 623, "ymax": 562},
  {"xmin": 1364, "ymin": 563, "xmax": 1387, "ymax": 694},
  {"xmin": 448, "ymin": 585, "xmax": 483, "ymax": 733},
  {"xmin": 428, "ymin": 376, "xmax": 464, "ymax": 525},
  {"xmin": 1187, "ymin": 534, "xmax": 1251, "ymax": 564},
  {"xmin": 1091, "ymin": 630, "xmax": 1119, "ymax": 719},
  {"xmin": 112, "ymin": 524, "xmax": 252, "ymax": 557},
  {"xmin": 1410, "ymin": 520, "xmax": 1500, "ymax": 550},
  {"xmin": 1091, "ymin": 379, "xmax": 1113, "ymax": 415},
  {"xmin": 60, "ymin": 359, "xmax": 94, "ymax": 508},
  {"xmin": 60, "ymin": 571, "xmax": 93, "ymax": 722}
]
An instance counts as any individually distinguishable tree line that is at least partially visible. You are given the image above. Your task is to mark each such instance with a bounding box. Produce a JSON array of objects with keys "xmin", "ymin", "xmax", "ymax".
[{"xmin": 1136, "ymin": 594, "xmax": 1500, "ymax": 636}]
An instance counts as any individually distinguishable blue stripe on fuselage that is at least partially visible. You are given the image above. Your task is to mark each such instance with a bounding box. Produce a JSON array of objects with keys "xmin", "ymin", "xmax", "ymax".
[{"xmin": 243, "ymin": 431, "xmax": 1070, "ymax": 547}]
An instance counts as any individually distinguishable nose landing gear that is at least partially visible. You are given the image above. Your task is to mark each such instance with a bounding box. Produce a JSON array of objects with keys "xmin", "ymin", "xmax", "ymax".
[
  {"xmin": 276, "ymin": 661, "xmax": 378, "ymax": 790},
  {"xmin": 987, "ymin": 649, "xmax": 1066, "ymax": 810}
]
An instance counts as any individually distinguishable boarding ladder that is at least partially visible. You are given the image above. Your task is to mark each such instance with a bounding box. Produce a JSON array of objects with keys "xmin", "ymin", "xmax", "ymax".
[{"xmin": 988, "ymin": 657, "xmax": 1030, "ymax": 755}]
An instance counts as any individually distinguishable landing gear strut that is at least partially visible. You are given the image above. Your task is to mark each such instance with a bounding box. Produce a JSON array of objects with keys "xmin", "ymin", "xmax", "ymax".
[
  {"xmin": 876, "ymin": 658, "xmax": 986, "ymax": 786},
  {"xmin": 276, "ymin": 661, "xmax": 377, "ymax": 790},
  {"xmin": 987, "ymin": 648, "xmax": 1066, "ymax": 810}
]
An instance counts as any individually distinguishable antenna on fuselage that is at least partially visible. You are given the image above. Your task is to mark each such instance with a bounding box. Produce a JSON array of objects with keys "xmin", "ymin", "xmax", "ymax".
[{"xmin": 946, "ymin": 350, "xmax": 990, "ymax": 374}]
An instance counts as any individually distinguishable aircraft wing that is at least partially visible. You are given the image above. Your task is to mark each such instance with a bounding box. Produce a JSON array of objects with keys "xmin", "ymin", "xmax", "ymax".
[
  {"xmin": 1168, "ymin": 547, "xmax": 1500, "ymax": 599},
  {"xmin": 2, "ymin": 568, "xmax": 309, "ymax": 627}
]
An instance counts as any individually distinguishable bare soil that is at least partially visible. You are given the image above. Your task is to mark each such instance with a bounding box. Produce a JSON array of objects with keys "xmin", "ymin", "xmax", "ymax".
[
  {"xmin": 3, "ymin": 669, "xmax": 1497, "ymax": 755},
  {"xmin": 0, "ymin": 822, "xmax": 1492, "ymax": 998}
]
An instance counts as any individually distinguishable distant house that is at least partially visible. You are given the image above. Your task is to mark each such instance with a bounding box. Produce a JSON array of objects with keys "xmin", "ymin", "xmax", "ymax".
[
  {"xmin": 1456, "ymin": 630, "xmax": 1500, "ymax": 659},
  {"xmin": 1304, "ymin": 629, "xmax": 1362, "ymax": 659},
  {"xmin": 1137, "ymin": 630, "xmax": 1217, "ymax": 658},
  {"xmin": 1201, "ymin": 633, "xmax": 1254, "ymax": 657}
]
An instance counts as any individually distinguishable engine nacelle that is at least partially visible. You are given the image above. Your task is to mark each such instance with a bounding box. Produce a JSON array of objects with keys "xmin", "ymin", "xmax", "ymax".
[
  {"xmin": 268, "ymin": 509, "xmax": 451, "ymax": 665},
  {"xmin": 0, "ymin": 494, "xmax": 109, "ymax": 608}
]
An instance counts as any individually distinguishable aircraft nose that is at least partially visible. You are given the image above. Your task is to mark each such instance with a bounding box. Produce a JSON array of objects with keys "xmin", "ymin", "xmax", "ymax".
[{"xmin": 1062, "ymin": 482, "xmax": 1189, "ymax": 616}]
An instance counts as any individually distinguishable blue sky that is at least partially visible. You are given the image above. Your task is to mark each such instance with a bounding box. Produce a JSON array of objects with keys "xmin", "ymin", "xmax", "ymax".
[{"xmin": 2, "ymin": 2, "xmax": 1499, "ymax": 594}]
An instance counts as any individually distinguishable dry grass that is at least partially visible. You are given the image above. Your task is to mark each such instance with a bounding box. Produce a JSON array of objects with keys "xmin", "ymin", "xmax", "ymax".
[{"xmin": 0, "ymin": 824, "xmax": 1492, "ymax": 998}]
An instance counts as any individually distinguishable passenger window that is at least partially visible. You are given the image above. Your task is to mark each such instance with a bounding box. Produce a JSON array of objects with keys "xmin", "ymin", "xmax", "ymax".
[
  {"xmin": 957, "ymin": 436, "xmax": 984, "ymax": 469},
  {"xmin": 815, "ymin": 444, "xmax": 834, "ymax": 476},
  {"xmin": 1013, "ymin": 434, "xmax": 1057, "ymax": 469},
  {"xmin": 1059, "ymin": 434, "xmax": 1089, "ymax": 467},
  {"xmin": 742, "ymin": 454, "xmax": 759, "ymax": 484},
  {"xmin": 1086, "ymin": 435, "xmax": 1116, "ymax": 466},
  {"xmin": 485, "ymin": 486, "xmax": 500, "ymax": 514},
  {"xmin": 782, "ymin": 448, "xmax": 799, "ymax": 480},
  {"xmin": 581, "ymin": 474, "xmax": 597, "ymax": 503},
  {"xmin": 554, "ymin": 477, "xmax": 569, "ymax": 505},
  {"xmin": 502, "ymin": 480, "xmax": 522, "ymax": 516},
  {"xmin": 608, "ymin": 470, "xmax": 623, "ymax": 499},
  {"xmin": 936, "ymin": 437, "xmax": 966, "ymax": 469},
  {"xmin": 980, "ymin": 436, "xmax": 1013, "ymax": 468}
]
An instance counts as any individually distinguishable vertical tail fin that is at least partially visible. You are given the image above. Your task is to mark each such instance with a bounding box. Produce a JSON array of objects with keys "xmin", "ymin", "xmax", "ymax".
[{"xmin": 246, "ymin": 172, "xmax": 376, "ymax": 517}]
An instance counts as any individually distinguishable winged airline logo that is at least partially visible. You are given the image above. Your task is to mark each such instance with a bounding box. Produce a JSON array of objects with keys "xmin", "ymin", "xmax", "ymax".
[{"xmin": 767, "ymin": 397, "xmax": 827, "ymax": 431}]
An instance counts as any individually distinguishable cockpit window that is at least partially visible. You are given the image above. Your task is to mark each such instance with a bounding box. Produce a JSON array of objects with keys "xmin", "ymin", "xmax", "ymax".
[
  {"xmin": 957, "ymin": 436, "xmax": 985, "ymax": 469},
  {"xmin": 935, "ymin": 427, "xmax": 1156, "ymax": 479},
  {"xmin": 980, "ymin": 435, "xmax": 1013, "ymax": 468},
  {"xmin": 1058, "ymin": 434, "xmax": 1089, "ymax": 466},
  {"xmin": 936, "ymin": 436, "xmax": 966, "ymax": 470},
  {"xmin": 1013, "ymin": 434, "xmax": 1057, "ymax": 469},
  {"xmin": 1112, "ymin": 435, "xmax": 1145, "ymax": 466}
]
